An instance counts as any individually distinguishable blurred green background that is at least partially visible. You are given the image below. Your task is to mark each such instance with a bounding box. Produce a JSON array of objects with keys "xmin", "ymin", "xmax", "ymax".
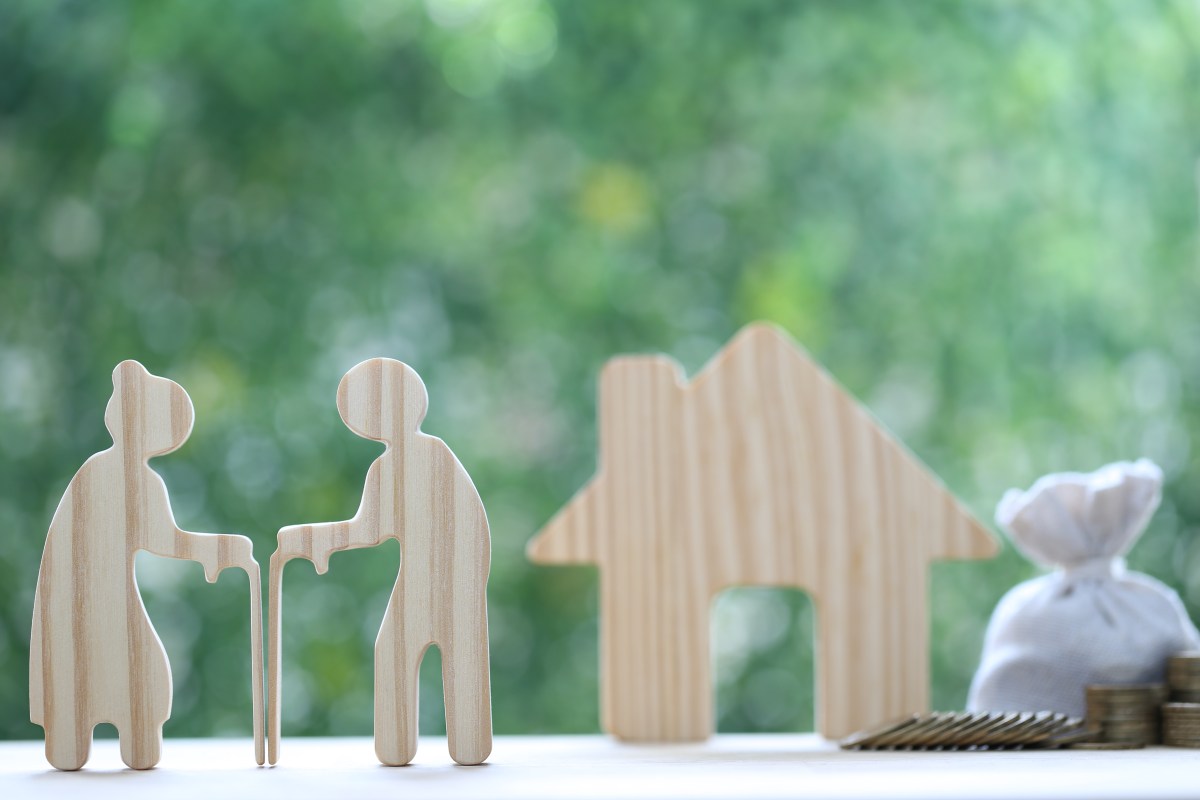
[{"xmin": 3, "ymin": 0, "xmax": 1200, "ymax": 741}]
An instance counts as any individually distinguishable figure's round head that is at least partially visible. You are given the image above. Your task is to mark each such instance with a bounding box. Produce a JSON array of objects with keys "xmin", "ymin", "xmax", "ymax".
[
  {"xmin": 336, "ymin": 358, "xmax": 428, "ymax": 443},
  {"xmin": 104, "ymin": 360, "xmax": 194, "ymax": 457}
]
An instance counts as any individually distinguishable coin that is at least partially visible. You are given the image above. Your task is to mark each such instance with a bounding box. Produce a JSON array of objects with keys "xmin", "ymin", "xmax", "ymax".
[
  {"xmin": 841, "ymin": 657, "xmax": 1200, "ymax": 752},
  {"xmin": 922, "ymin": 712, "xmax": 989, "ymax": 750},
  {"xmin": 839, "ymin": 714, "xmax": 921, "ymax": 750},
  {"xmin": 1168, "ymin": 653, "xmax": 1200, "ymax": 698},
  {"xmin": 840, "ymin": 710, "xmax": 1085, "ymax": 751},
  {"xmin": 983, "ymin": 711, "xmax": 1042, "ymax": 747},
  {"xmin": 1020, "ymin": 713, "xmax": 1077, "ymax": 747},
  {"xmin": 871, "ymin": 712, "xmax": 946, "ymax": 748},
  {"xmin": 1084, "ymin": 683, "xmax": 1163, "ymax": 745},
  {"xmin": 952, "ymin": 712, "xmax": 1013, "ymax": 748},
  {"xmin": 897, "ymin": 711, "xmax": 967, "ymax": 748},
  {"xmin": 1162, "ymin": 702, "xmax": 1200, "ymax": 748},
  {"xmin": 1044, "ymin": 724, "xmax": 1097, "ymax": 748}
]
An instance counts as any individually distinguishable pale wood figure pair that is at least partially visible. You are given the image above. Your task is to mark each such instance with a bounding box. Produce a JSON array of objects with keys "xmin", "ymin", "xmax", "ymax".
[{"xmin": 31, "ymin": 358, "xmax": 492, "ymax": 770}]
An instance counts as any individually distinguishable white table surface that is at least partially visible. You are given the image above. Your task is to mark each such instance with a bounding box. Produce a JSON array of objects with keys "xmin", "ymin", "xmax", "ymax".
[{"xmin": 2, "ymin": 734, "xmax": 1198, "ymax": 800}]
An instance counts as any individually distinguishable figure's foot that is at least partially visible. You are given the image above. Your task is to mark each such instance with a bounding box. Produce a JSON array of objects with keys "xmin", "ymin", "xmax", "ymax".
[
  {"xmin": 45, "ymin": 736, "xmax": 89, "ymax": 771},
  {"xmin": 448, "ymin": 736, "xmax": 491, "ymax": 766},
  {"xmin": 375, "ymin": 737, "xmax": 417, "ymax": 767},
  {"xmin": 119, "ymin": 727, "xmax": 162, "ymax": 770}
]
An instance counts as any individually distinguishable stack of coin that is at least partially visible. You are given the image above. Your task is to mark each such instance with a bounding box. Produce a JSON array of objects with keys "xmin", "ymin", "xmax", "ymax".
[
  {"xmin": 1163, "ymin": 702, "xmax": 1200, "ymax": 747},
  {"xmin": 840, "ymin": 710, "xmax": 1090, "ymax": 751},
  {"xmin": 1168, "ymin": 652, "xmax": 1200, "ymax": 703},
  {"xmin": 1084, "ymin": 684, "xmax": 1165, "ymax": 745},
  {"xmin": 1161, "ymin": 651, "xmax": 1200, "ymax": 748}
]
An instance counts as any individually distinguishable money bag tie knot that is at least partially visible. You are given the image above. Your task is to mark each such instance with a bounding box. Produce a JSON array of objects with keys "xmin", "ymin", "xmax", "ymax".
[{"xmin": 1060, "ymin": 555, "xmax": 1125, "ymax": 584}]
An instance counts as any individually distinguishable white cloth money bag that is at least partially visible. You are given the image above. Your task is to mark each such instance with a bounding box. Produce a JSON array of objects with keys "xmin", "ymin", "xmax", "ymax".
[{"xmin": 968, "ymin": 458, "xmax": 1200, "ymax": 718}]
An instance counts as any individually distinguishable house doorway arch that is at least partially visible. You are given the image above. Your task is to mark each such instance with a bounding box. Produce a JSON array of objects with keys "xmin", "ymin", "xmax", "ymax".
[{"xmin": 711, "ymin": 587, "xmax": 816, "ymax": 733}]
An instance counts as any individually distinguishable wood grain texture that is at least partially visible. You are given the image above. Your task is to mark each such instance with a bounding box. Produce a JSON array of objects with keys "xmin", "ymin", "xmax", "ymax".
[
  {"xmin": 30, "ymin": 360, "xmax": 264, "ymax": 770},
  {"xmin": 528, "ymin": 323, "xmax": 998, "ymax": 742},
  {"xmin": 268, "ymin": 358, "xmax": 492, "ymax": 767}
]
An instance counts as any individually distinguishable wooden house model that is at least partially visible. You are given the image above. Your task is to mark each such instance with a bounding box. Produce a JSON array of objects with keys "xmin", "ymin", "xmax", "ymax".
[{"xmin": 528, "ymin": 323, "xmax": 997, "ymax": 741}]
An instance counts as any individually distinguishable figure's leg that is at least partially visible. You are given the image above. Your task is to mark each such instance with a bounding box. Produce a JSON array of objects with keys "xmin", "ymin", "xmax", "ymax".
[
  {"xmin": 374, "ymin": 617, "xmax": 427, "ymax": 767},
  {"xmin": 440, "ymin": 618, "xmax": 492, "ymax": 766},
  {"xmin": 43, "ymin": 711, "xmax": 91, "ymax": 771},
  {"xmin": 34, "ymin": 604, "xmax": 91, "ymax": 770},
  {"xmin": 117, "ymin": 631, "xmax": 172, "ymax": 770},
  {"xmin": 118, "ymin": 722, "xmax": 163, "ymax": 770}
]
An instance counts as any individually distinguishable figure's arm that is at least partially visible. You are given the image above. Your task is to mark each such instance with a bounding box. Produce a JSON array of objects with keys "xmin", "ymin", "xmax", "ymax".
[
  {"xmin": 274, "ymin": 462, "xmax": 387, "ymax": 574},
  {"xmin": 140, "ymin": 472, "xmax": 257, "ymax": 580},
  {"xmin": 274, "ymin": 519, "xmax": 364, "ymax": 575},
  {"xmin": 154, "ymin": 527, "xmax": 258, "ymax": 583}
]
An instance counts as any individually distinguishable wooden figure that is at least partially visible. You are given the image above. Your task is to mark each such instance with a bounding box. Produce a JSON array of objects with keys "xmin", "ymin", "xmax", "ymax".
[
  {"xmin": 268, "ymin": 358, "xmax": 492, "ymax": 767},
  {"xmin": 30, "ymin": 360, "xmax": 264, "ymax": 771},
  {"xmin": 527, "ymin": 323, "xmax": 998, "ymax": 742}
]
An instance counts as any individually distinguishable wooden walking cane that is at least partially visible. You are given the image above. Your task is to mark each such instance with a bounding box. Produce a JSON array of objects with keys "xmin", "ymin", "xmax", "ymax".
[
  {"xmin": 248, "ymin": 563, "xmax": 266, "ymax": 766},
  {"xmin": 267, "ymin": 550, "xmax": 292, "ymax": 766}
]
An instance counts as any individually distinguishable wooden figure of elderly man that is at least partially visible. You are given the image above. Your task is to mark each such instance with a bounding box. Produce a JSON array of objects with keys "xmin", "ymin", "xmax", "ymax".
[{"xmin": 268, "ymin": 358, "xmax": 492, "ymax": 767}]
